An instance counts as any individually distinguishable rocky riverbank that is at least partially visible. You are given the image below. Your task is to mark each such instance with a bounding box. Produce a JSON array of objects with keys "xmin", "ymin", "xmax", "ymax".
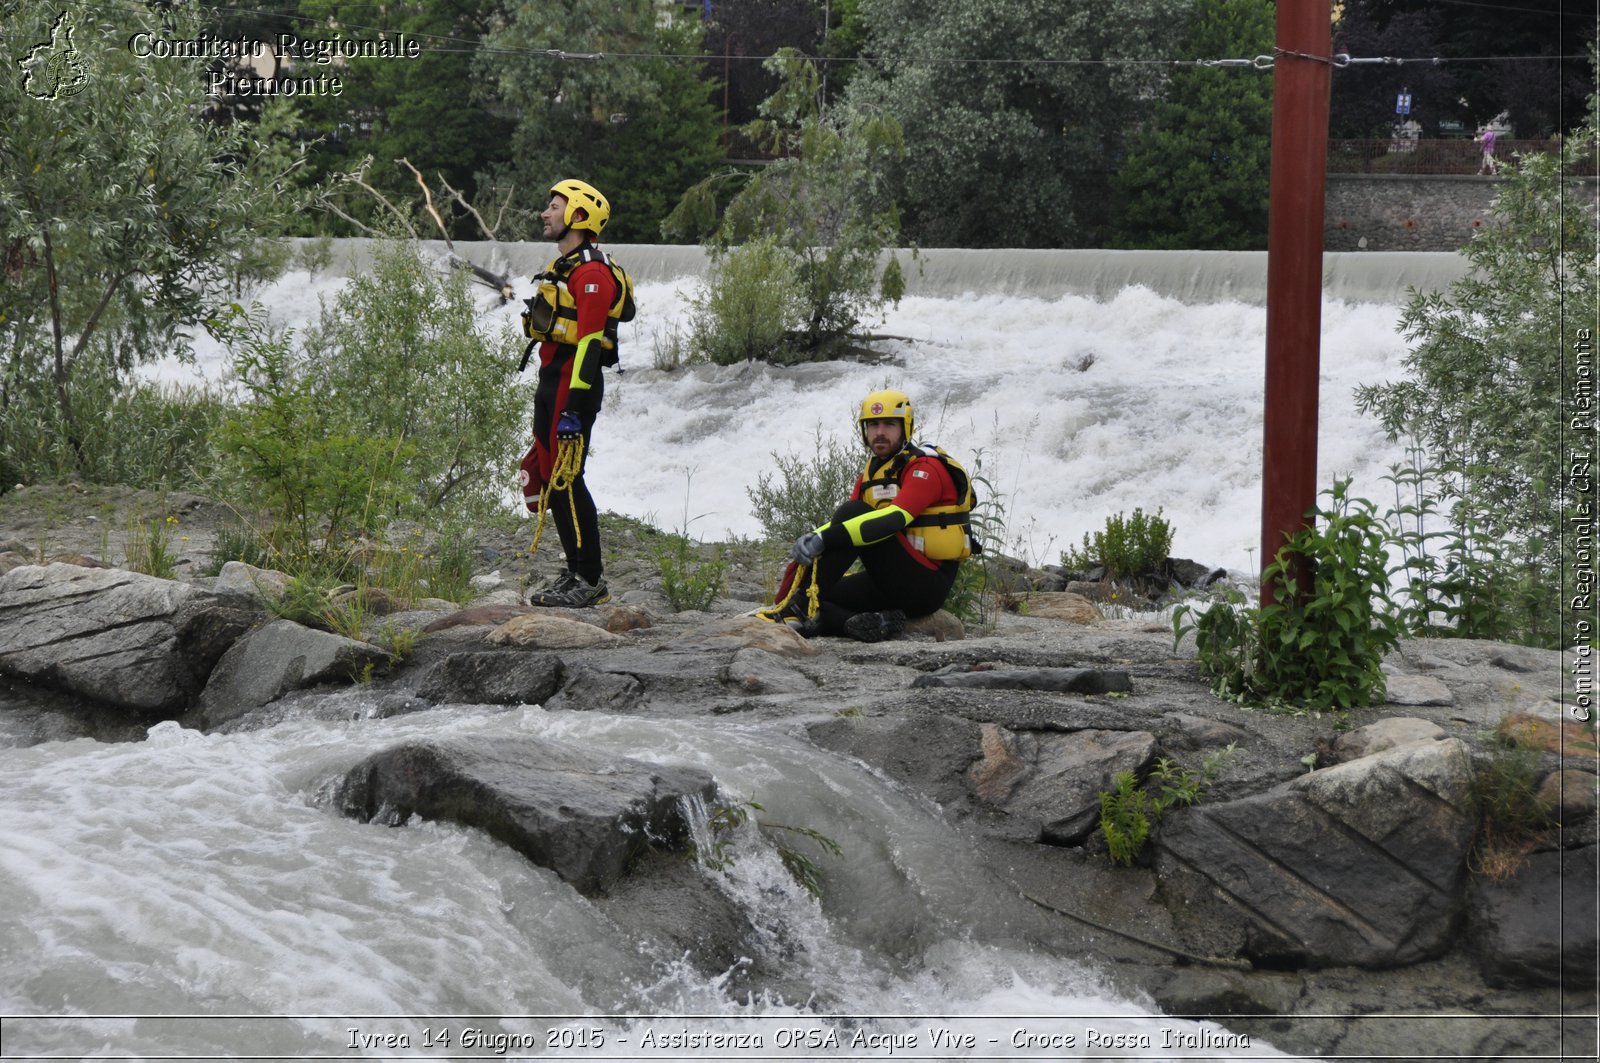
[{"xmin": 0, "ymin": 484, "xmax": 1595, "ymax": 1060}]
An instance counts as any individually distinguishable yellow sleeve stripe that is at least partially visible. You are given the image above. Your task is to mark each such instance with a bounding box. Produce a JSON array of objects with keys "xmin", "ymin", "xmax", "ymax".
[
  {"xmin": 842, "ymin": 505, "xmax": 911, "ymax": 547},
  {"xmin": 568, "ymin": 330, "xmax": 607, "ymax": 390}
]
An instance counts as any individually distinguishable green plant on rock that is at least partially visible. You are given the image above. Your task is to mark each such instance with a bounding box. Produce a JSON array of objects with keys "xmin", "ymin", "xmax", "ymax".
[
  {"xmin": 1099, "ymin": 745, "xmax": 1236, "ymax": 866},
  {"xmin": 1100, "ymin": 772, "xmax": 1152, "ymax": 866},
  {"xmin": 653, "ymin": 532, "xmax": 727, "ymax": 613},
  {"xmin": 1174, "ymin": 479, "xmax": 1403, "ymax": 713},
  {"xmin": 1062, "ymin": 507, "xmax": 1175, "ymax": 580},
  {"xmin": 1467, "ymin": 730, "xmax": 1553, "ymax": 881}
]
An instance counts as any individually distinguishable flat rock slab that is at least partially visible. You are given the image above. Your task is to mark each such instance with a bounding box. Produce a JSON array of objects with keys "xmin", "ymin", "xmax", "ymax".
[
  {"xmin": 969, "ymin": 723, "xmax": 1158, "ymax": 844},
  {"xmin": 0, "ymin": 563, "xmax": 256, "ymax": 714},
  {"xmin": 911, "ymin": 667, "xmax": 1132, "ymax": 694},
  {"xmin": 488, "ymin": 613, "xmax": 624, "ymax": 649},
  {"xmin": 654, "ymin": 616, "xmax": 818, "ymax": 659},
  {"xmin": 330, "ymin": 735, "xmax": 716, "ymax": 895}
]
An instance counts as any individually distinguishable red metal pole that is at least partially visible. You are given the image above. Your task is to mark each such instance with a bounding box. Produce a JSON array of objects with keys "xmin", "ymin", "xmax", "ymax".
[{"xmin": 1260, "ymin": 0, "xmax": 1333, "ymax": 606}]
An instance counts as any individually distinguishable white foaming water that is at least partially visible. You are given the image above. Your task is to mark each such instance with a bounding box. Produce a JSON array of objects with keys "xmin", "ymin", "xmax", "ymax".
[
  {"xmin": 0, "ymin": 706, "xmax": 1305, "ymax": 1059},
  {"xmin": 149, "ymin": 266, "xmax": 1413, "ymax": 574}
]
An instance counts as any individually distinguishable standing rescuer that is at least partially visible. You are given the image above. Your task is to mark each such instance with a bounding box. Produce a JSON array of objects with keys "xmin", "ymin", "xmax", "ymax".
[
  {"xmin": 761, "ymin": 389, "xmax": 978, "ymax": 641},
  {"xmin": 518, "ymin": 178, "xmax": 635, "ymax": 608}
]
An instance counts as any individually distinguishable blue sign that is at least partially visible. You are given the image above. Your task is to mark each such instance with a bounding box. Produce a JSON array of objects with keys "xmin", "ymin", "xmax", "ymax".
[{"xmin": 1396, "ymin": 92, "xmax": 1412, "ymax": 115}]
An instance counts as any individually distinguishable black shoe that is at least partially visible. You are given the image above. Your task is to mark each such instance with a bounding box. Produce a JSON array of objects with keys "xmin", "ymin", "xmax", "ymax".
[
  {"xmin": 782, "ymin": 615, "xmax": 821, "ymax": 638},
  {"xmin": 845, "ymin": 609, "xmax": 906, "ymax": 643},
  {"xmin": 529, "ymin": 571, "xmax": 609, "ymax": 608}
]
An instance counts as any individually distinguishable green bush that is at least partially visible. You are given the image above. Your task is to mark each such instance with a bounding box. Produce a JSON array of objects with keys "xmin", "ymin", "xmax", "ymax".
[
  {"xmin": 688, "ymin": 237, "xmax": 807, "ymax": 365},
  {"xmin": 1063, "ymin": 507, "xmax": 1175, "ymax": 579},
  {"xmin": 215, "ymin": 307, "xmax": 416, "ymax": 571},
  {"xmin": 1353, "ymin": 128, "xmax": 1598, "ymax": 647},
  {"xmin": 1174, "ymin": 479, "xmax": 1403, "ymax": 713},
  {"xmin": 303, "ymin": 242, "xmax": 524, "ymax": 518},
  {"xmin": 665, "ymin": 50, "xmax": 907, "ymax": 362},
  {"xmin": 652, "ymin": 532, "xmax": 727, "ymax": 612},
  {"xmin": 746, "ymin": 429, "xmax": 865, "ymax": 545}
]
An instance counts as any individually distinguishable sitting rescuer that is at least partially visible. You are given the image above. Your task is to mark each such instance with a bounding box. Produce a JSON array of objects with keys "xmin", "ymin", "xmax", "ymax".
[
  {"xmin": 517, "ymin": 178, "xmax": 635, "ymax": 607},
  {"xmin": 760, "ymin": 389, "xmax": 978, "ymax": 642}
]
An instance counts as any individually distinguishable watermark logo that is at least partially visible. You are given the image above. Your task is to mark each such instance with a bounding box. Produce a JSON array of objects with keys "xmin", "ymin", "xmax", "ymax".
[{"xmin": 19, "ymin": 11, "xmax": 89, "ymax": 101}]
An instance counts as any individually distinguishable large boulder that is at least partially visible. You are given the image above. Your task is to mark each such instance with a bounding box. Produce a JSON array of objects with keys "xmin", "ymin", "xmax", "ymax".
[
  {"xmin": 329, "ymin": 736, "xmax": 717, "ymax": 895},
  {"xmin": 194, "ymin": 619, "xmax": 393, "ymax": 728},
  {"xmin": 0, "ymin": 563, "xmax": 257, "ymax": 715},
  {"xmin": 1468, "ymin": 845, "xmax": 1599, "ymax": 987},
  {"xmin": 1155, "ymin": 737, "xmax": 1476, "ymax": 969}
]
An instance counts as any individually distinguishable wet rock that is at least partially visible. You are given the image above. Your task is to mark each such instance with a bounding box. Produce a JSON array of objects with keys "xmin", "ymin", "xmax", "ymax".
[
  {"xmin": 416, "ymin": 650, "xmax": 563, "ymax": 706},
  {"xmin": 546, "ymin": 665, "xmax": 645, "ymax": 713},
  {"xmin": 969, "ymin": 724, "xmax": 1158, "ymax": 844},
  {"xmin": 0, "ymin": 563, "xmax": 257, "ymax": 715},
  {"xmin": 722, "ymin": 648, "xmax": 815, "ymax": 694},
  {"xmin": 488, "ymin": 613, "xmax": 624, "ymax": 649},
  {"xmin": 195, "ymin": 618, "xmax": 392, "ymax": 728},
  {"xmin": 1156, "ymin": 738, "xmax": 1475, "ymax": 968},
  {"xmin": 330, "ymin": 735, "xmax": 716, "ymax": 895},
  {"xmin": 1469, "ymin": 845, "xmax": 1599, "ymax": 987},
  {"xmin": 910, "ymin": 666, "xmax": 1132, "ymax": 694},
  {"xmin": 807, "ymin": 712, "xmax": 983, "ymax": 809}
]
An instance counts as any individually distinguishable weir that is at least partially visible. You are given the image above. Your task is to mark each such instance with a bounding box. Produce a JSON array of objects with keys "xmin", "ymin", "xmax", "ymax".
[{"xmin": 287, "ymin": 238, "xmax": 1470, "ymax": 307}]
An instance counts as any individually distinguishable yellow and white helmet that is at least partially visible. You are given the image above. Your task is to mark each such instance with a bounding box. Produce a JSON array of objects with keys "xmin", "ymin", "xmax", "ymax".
[
  {"xmin": 857, "ymin": 389, "xmax": 914, "ymax": 447},
  {"xmin": 549, "ymin": 178, "xmax": 610, "ymax": 235}
]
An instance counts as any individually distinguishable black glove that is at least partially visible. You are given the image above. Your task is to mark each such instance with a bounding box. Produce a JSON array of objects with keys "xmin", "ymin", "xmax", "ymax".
[
  {"xmin": 791, "ymin": 531, "xmax": 825, "ymax": 565},
  {"xmin": 557, "ymin": 410, "xmax": 583, "ymax": 441}
]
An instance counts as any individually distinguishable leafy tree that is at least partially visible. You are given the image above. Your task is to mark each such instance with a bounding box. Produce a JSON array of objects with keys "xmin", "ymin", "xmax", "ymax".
[
  {"xmin": 844, "ymin": 0, "xmax": 1189, "ymax": 247},
  {"xmin": 666, "ymin": 51, "xmax": 905, "ymax": 360},
  {"xmin": 1109, "ymin": 0, "xmax": 1272, "ymax": 249},
  {"xmin": 1354, "ymin": 123, "xmax": 1598, "ymax": 644},
  {"xmin": 0, "ymin": 1, "xmax": 306, "ymax": 484},
  {"xmin": 1328, "ymin": 2, "xmax": 1459, "ymax": 138},
  {"xmin": 479, "ymin": 0, "xmax": 723, "ymax": 243},
  {"xmin": 269, "ymin": 0, "xmax": 513, "ymax": 238},
  {"xmin": 1333, "ymin": 0, "xmax": 1595, "ymax": 138}
]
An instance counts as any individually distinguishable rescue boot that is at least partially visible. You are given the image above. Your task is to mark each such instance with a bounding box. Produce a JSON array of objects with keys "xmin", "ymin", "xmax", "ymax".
[{"xmin": 844, "ymin": 609, "xmax": 906, "ymax": 643}]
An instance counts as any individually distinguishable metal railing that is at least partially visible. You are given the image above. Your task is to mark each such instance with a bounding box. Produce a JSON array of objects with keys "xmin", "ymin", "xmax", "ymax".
[{"xmin": 1327, "ymin": 138, "xmax": 1590, "ymax": 176}]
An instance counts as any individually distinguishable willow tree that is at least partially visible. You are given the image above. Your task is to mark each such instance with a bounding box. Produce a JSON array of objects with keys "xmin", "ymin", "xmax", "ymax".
[{"xmin": 0, "ymin": 2, "xmax": 305, "ymax": 482}]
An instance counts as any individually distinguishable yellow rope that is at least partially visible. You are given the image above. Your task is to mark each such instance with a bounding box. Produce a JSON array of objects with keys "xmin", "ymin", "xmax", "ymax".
[
  {"xmin": 756, "ymin": 559, "xmax": 821, "ymax": 623},
  {"xmin": 527, "ymin": 436, "xmax": 586, "ymax": 556}
]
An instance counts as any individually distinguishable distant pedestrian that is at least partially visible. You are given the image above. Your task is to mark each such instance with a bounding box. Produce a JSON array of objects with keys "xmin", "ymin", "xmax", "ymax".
[{"xmin": 1476, "ymin": 128, "xmax": 1497, "ymax": 175}]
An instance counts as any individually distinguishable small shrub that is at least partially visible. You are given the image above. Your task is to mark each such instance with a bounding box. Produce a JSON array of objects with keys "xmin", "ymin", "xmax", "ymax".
[
  {"xmin": 1467, "ymin": 736, "xmax": 1551, "ymax": 881},
  {"xmin": 746, "ymin": 429, "xmax": 863, "ymax": 545},
  {"xmin": 125, "ymin": 513, "xmax": 180, "ymax": 580},
  {"xmin": 1100, "ymin": 772, "xmax": 1151, "ymax": 866},
  {"xmin": 1174, "ymin": 479, "xmax": 1402, "ymax": 713},
  {"xmin": 1063, "ymin": 507, "xmax": 1175, "ymax": 580},
  {"xmin": 653, "ymin": 532, "xmax": 727, "ymax": 612}
]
